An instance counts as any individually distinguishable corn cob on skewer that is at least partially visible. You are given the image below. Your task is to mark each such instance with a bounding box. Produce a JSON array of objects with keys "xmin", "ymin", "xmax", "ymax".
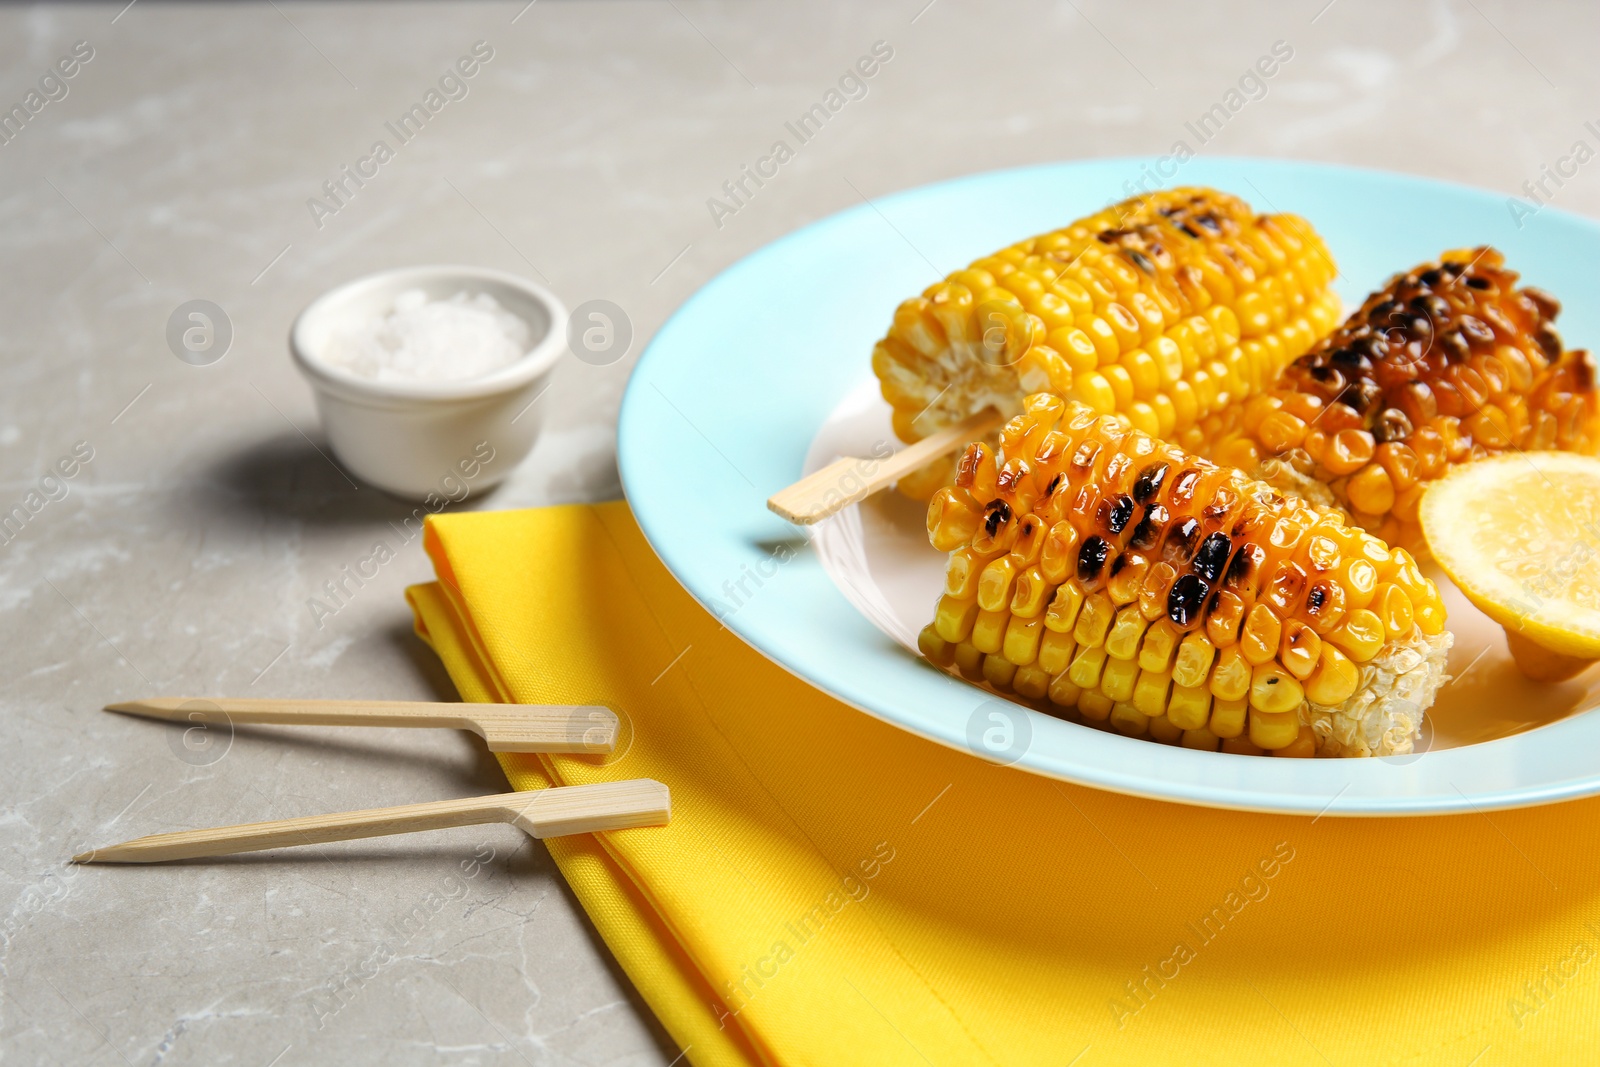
[
  {"xmin": 917, "ymin": 398, "xmax": 1452, "ymax": 757},
  {"xmin": 1205, "ymin": 248, "xmax": 1600, "ymax": 550},
  {"xmin": 872, "ymin": 187, "xmax": 1342, "ymax": 499}
]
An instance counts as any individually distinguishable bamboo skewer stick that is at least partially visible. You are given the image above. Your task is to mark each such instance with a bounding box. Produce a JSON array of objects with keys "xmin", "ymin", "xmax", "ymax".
[
  {"xmin": 766, "ymin": 407, "xmax": 1004, "ymax": 525},
  {"xmin": 105, "ymin": 698, "xmax": 618, "ymax": 754},
  {"xmin": 73, "ymin": 779, "xmax": 671, "ymax": 864}
]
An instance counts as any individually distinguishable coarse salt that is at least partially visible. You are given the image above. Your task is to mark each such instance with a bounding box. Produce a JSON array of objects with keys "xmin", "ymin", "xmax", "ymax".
[{"xmin": 322, "ymin": 288, "xmax": 531, "ymax": 383}]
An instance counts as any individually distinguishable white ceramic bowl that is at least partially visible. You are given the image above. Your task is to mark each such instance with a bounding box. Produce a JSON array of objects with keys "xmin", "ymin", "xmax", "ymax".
[{"xmin": 290, "ymin": 265, "xmax": 567, "ymax": 498}]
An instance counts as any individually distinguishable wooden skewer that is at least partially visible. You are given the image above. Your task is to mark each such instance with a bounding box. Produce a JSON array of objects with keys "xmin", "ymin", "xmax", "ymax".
[
  {"xmin": 104, "ymin": 698, "xmax": 618, "ymax": 754},
  {"xmin": 767, "ymin": 407, "xmax": 1005, "ymax": 525},
  {"xmin": 73, "ymin": 779, "xmax": 671, "ymax": 864}
]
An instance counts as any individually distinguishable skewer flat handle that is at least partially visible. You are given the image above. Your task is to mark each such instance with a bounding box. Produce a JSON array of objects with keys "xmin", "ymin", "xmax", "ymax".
[
  {"xmin": 767, "ymin": 407, "xmax": 1004, "ymax": 525},
  {"xmin": 74, "ymin": 779, "xmax": 671, "ymax": 864},
  {"xmin": 105, "ymin": 698, "xmax": 617, "ymax": 754}
]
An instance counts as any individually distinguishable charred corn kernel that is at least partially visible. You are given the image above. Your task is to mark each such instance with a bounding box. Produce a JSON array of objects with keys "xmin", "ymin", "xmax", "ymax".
[
  {"xmin": 1148, "ymin": 714, "xmax": 1184, "ymax": 745},
  {"xmin": 1137, "ymin": 618, "xmax": 1181, "ymax": 673},
  {"xmin": 1172, "ymin": 632, "xmax": 1217, "ymax": 689},
  {"xmin": 1182, "ymin": 726, "xmax": 1222, "ymax": 751},
  {"xmin": 1250, "ymin": 708, "xmax": 1302, "ymax": 750},
  {"xmin": 953, "ymin": 641, "xmax": 985, "ymax": 679},
  {"xmin": 1133, "ymin": 668, "xmax": 1173, "ymax": 718},
  {"xmin": 1240, "ymin": 603, "xmax": 1282, "ymax": 665},
  {"xmin": 1222, "ymin": 736, "xmax": 1266, "ymax": 756},
  {"xmin": 1078, "ymin": 690, "xmax": 1113, "ymax": 721},
  {"xmin": 1202, "ymin": 247, "xmax": 1600, "ymax": 550},
  {"xmin": 1068, "ymin": 643, "xmax": 1109, "ymax": 690},
  {"xmin": 1013, "ymin": 664, "xmax": 1051, "ymax": 700},
  {"xmin": 924, "ymin": 398, "xmax": 1452, "ymax": 758},
  {"xmin": 983, "ymin": 654, "xmax": 1018, "ymax": 689},
  {"xmin": 917, "ymin": 624, "xmax": 954, "ymax": 666},
  {"xmin": 1279, "ymin": 620, "xmax": 1321, "ymax": 680},
  {"xmin": 1037, "ymin": 628, "xmax": 1078, "ymax": 676},
  {"xmin": 881, "ymin": 188, "xmax": 1340, "ymax": 502},
  {"xmin": 934, "ymin": 594, "xmax": 979, "ymax": 643},
  {"xmin": 1101, "ymin": 656, "xmax": 1140, "ymax": 702},
  {"xmin": 972, "ymin": 609, "xmax": 1007, "ymax": 654},
  {"xmin": 1003, "ymin": 615, "xmax": 1045, "ymax": 665},
  {"xmin": 1167, "ymin": 683, "xmax": 1212, "ymax": 731},
  {"xmin": 1209, "ymin": 695, "xmax": 1249, "ymax": 738},
  {"xmin": 1105, "ymin": 606, "xmax": 1150, "ymax": 660},
  {"xmin": 1044, "ymin": 582, "xmax": 1085, "ymax": 632},
  {"xmin": 1209, "ymin": 645, "xmax": 1253, "ymax": 701},
  {"xmin": 1328, "ymin": 608, "xmax": 1385, "ymax": 662},
  {"xmin": 1249, "ymin": 663, "xmax": 1305, "ymax": 714},
  {"xmin": 1074, "ymin": 591, "xmax": 1116, "ymax": 647},
  {"xmin": 1272, "ymin": 725, "xmax": 1317, "ymax": 758},
  {"xmin": 1109, "ymin": 702, "xmax": 1150, "ymax": 736}
]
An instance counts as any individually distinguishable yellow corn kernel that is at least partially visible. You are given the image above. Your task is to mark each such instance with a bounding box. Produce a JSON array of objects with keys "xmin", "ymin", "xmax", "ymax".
[
  {"xmin": 983, "ymin": 654, "xmax": 1018, "ymax": 689},
  {"xmin": 977, "ymin": 556, "xmax": 1019, "ymax": 612},
  {"xmin": 1037, "ymin": 628, "xmax": 1078, "ymax": 676},
  {"xmin": 1068, "ymin": 643, "xmax": 1109, "ymax": 690},
  {"xmin": 1012, "ymin": 664, "xmax": 1051, "ymax": 700},
  {"xmin": 945, "ymin": 548, "xmax": 985, "ymax": 598},
  {"xmin": 1182, "ymin": 726, "xmax": 1222, "ymax": 752},
  {"xmin": 1416, "ymin": 596, "xmax": 1447, "ymax": 636},
  {"xmin": 1073, "ymin": 592, "xmax": 1116, "ymax": 648},
  {"xmin": 1003, "ymin": 614, "xmax": 1045, "ymax": 666},
  {"xmin": 1044, "ymin": 582, "xmax": 1085, "ymax": 632},
  {"xmin": 917, "ymin": 624, "xmax": 954, "ymax": 667},
  {"xmin": 972, "ymin": 608, "xmax": 1008, "ymax": 654},
  {"xmin": 1101, "ymin": 656, "xmax": 1139, "ymax": 702},
  {"xmin": 1372, "ymin": 583, "xmax": 1415, "ymax": 638},
  {"xmin": 934, "ymin": 594, "xmax": 979, "ymax": 643},
  {"xmin": 1327, "ymin": 608, "xmax": 1384, "ymax": 662},
  {"xmin": 1109, "ymin": 702, "xmax": 1150, "ymax": 737},
  {"xmin": 1222, "ymin": 736, "xmax": 1266, "ymax": 756},
  {"xmin": 1249, "ymin": 708, "xmax": 1301, "ymax": 750},
  {"xmin": 1010, "ymin": 567, "xmax": 1052, "ymax": 617},
  {"xmin": 1239, "ymin": 603, "xmax": 1283, "ymax": 665},
  {"xmin": 1209, "ymin": 645, "xmax": 1253, "ymax": 701},
  {"xmin": 1137, "ymin": 618, "xmax": 1182, "ymax": 673},
  {"xmin": 1147, "ymin": 714, "xmax": 1184, "ymax": 745},
  {"xmin": 1305, "ymin": 644, "xmax": 1359, "ymax": 705},
  {"xmin": 1078, "ymin": 690, "xmax": 1113, "ymax": 721},
  {"xmin": 1249, "ymin": 663, "xmax": 1306, "ymax": 714},
  {"xmin": 953, "ymin": 641, "xmax": 985, "ymax": 680},
  {"xmin": 1339, "ymin": 557, "xmax": 1379, "ymax": 609},
  {"xmin": 1279, "ymin": 619, "xmax": 1321, "ymax": 680},
  {"xmin": 1167, "ymin": 683, "xmax": 1212, "ymax": 731},
  {"xmin": 1172, "ymin": 632, "xmax": 1217, "ymax": 689},
  {"xmin": 1271, "ymin": 725, "xmax": 1317, "ymax": 758},
  {"xmin": 1105, "ymin": 606, "xmax": 1150, "ymax": 660},
  {"xmin": 1133, "ymin": 668, "xmax": 1173, "ymax": 718},
  {"xmin": 1048, "ymin": 671, "xmax": 1083, "ymax": 708},
  {"xmin": 1039, "ymin": 521, "xmax": 1080, "ymax": 582},
  {"xmin": 1209, "ymin": 695, "xmax": 1248, "ymax": 738}
]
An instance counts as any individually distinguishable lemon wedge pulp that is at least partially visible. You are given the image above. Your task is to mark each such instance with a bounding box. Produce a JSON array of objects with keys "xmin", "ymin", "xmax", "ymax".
[{"xmin": 1421, "ymin": 452, "xmax": 1600, "ymax": 680}]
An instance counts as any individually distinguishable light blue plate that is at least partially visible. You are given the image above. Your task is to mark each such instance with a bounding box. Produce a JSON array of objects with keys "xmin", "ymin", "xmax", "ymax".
[{"xmin": 618, "ymin": 157, "xmax": 1600, "ymax": 816}]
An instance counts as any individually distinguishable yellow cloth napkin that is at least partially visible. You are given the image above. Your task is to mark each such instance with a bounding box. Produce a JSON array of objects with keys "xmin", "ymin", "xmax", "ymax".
[{"xmin": 408, "ymin": 502, "xmax": 1600, "ymax": 1067}]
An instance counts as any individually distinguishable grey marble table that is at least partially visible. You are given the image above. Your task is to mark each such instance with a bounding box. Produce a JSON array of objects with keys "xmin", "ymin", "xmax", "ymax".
[{"xmin": 3, "ymin": 1, "xmax": 1598, "ymax": 1063}]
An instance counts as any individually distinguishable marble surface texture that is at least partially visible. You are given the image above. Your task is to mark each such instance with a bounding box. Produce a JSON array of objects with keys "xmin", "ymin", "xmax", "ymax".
[{"xmin": 2, "ymin": 1, "xmax": 1598, "ymax": 1063}]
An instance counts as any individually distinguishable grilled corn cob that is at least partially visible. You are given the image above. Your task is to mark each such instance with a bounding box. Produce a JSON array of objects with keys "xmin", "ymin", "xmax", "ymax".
[
  {"xmin": 873, "ymin": 187, "xmax": 1342, "ymax": 499},
  {"xmin": 1206, "ymin": 248, "xmax": 1600, "ymax": 549},
  {"xmin": 917, "ymin": 397, "xmax": 1452, "ymax": 757}
]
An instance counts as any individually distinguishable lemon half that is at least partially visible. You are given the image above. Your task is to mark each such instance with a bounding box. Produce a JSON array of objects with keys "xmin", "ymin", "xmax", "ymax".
[{"xmin": 1421, "ymin": 451, "xmax": 1600, "ymax": 679}]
